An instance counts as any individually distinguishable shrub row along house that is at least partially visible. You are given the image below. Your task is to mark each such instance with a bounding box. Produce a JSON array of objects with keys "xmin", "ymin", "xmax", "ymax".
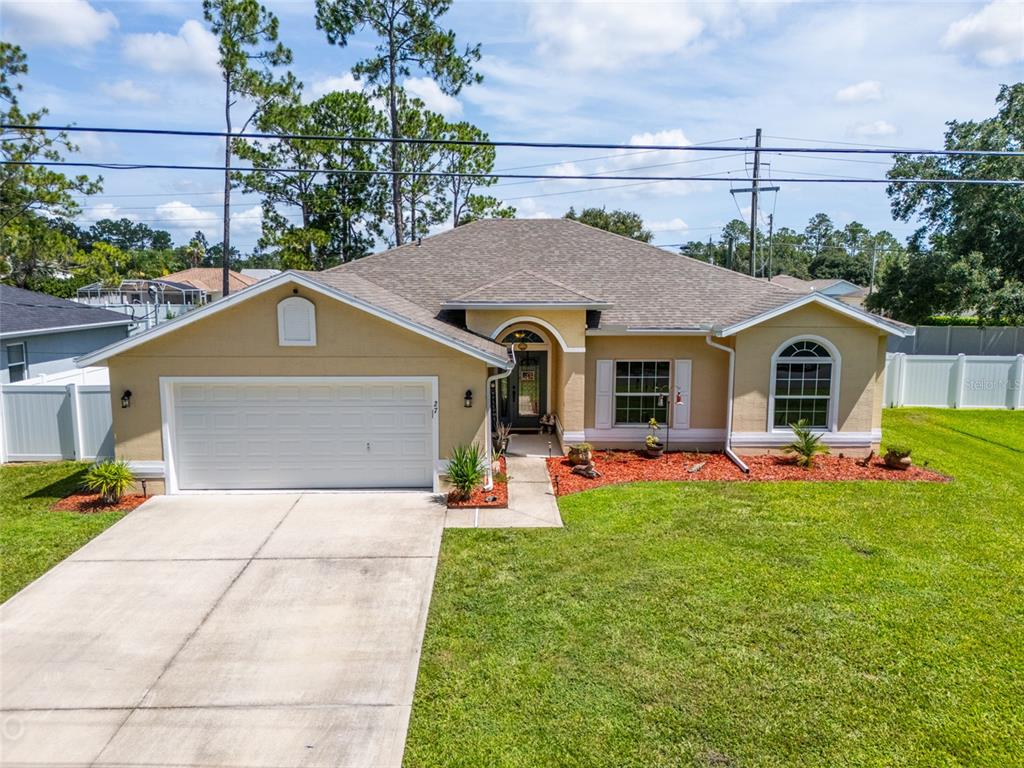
[{"xmin": 76, "ymin": 220, "xmax": 911, "ymax": 493}]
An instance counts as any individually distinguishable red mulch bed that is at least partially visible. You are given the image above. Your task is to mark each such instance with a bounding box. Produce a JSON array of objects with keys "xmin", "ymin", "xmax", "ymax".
[
  {"xmin": 547, "ymin": 450, "xmax": 949, "ymax": 496},
  {"xmin": 52, "ymin": 493, "xmax": 149, "ymax": 513},
  {"xmin": 447, "ymin": 456, "xmax": 508, "ymax": 508}
]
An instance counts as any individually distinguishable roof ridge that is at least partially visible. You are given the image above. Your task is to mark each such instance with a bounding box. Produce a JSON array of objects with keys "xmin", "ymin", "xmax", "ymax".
[{"xmin": 448, "ymin": 267, "xmax": 603, "ymax": 303}]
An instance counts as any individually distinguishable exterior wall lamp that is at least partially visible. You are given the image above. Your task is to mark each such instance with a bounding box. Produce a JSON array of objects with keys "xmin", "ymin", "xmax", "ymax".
[
  {"xmin": 464, "ymin": 389, "xmax": 473, "ymax": 408},
  {"xmin": 121, "ymin": 390, "xmax": 133, "ymax": 409}
]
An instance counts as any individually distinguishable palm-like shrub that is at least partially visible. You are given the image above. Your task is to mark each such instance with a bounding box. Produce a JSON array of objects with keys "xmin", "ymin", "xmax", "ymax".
[
  {"xmin": 447, "ymin": 444, "xmax": 486, "ymax": 500},
  {"xmin": 783, "ymin": 419, "xmax": 830, "ymax": 469},
  {"xmin": 83, "ymin": 459, "xmax": 135, "ymax": 504}
]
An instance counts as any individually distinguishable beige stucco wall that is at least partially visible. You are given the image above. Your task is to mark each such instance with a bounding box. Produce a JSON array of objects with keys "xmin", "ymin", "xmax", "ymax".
[
  {"xmin": 731, "ymin": 303, "xmax": 886, "ymax": 435},
  {"xmin": 465, "ymin": 308, "xmax": 587, "ymax": 348},
  {"xmin": 107, "ymin": 283, "xmax": 490, "ymax": 472},
  {"xmin": 583, "ymin": 336, "xmax": 730, "ymax": 431}
]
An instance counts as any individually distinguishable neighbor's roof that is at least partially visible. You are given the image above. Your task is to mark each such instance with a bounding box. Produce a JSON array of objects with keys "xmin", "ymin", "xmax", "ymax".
[
  {"xmin": 328, "ymin": 219, "xmax": 890, "ymax": 332},
  {"xmin": 241, "ymin": 268, "xmax": 281, "ymax": 281},
  {"xmin": 0, "ymin": 284, "xmax": 133, "ymax": 338},
  {"xmin": 161, "ymin": 268, "xmax": 258, "ymax": 293}
]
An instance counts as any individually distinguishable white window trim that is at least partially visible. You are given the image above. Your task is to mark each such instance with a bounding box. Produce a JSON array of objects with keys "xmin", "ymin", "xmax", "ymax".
[
  {"xmin": 6, "ymin": 342, "xmax": 27, "ymax": 382},
  {"xmin": 277, "ymin": 295, "xmax": 317, "ymax": 347},
  {"xmin": 767, "ymin": 335, "xmax": 841, "ymax": 433},
  {"xmin": 612, "ymin": 359, "xmax": 673, "ymax": 427},
  {"xmin": 489, "ymin": 316, "xmax": 584, "ymax": 353}
]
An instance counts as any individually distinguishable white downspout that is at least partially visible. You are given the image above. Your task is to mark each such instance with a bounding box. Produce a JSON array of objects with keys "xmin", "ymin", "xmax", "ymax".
[
  {"xmin": 483, "ymin": 348, "xmax": 516, "ymax": 490},
  {"xmin": 705, "ymin": 334, "xmax": 750, "ymax": 474}
]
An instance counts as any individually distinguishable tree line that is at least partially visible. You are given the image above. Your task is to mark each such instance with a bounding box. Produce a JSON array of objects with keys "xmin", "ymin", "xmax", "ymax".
[{"xmin": 2, "ymin": 0, "xmax": 512, "ymax": 292}]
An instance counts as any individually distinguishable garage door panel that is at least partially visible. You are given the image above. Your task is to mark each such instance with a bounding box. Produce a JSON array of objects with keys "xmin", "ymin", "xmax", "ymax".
[{"xmin": 170, "ymin": 379, "xmax": 436, "ymax": 491}]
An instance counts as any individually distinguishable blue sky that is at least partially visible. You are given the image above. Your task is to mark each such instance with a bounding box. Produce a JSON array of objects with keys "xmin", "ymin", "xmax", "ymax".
[{"xmin": 4, "ymin": 0, "xmax": 1022, "ymax": 253}]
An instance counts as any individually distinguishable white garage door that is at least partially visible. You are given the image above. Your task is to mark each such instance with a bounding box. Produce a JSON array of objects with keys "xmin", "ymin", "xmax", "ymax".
[{"xmin": 167, "ymin": 378, "xmax": 436, "ymax": 491}]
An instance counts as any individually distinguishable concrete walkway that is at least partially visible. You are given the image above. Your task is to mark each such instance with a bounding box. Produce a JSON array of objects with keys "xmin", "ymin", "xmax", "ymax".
[
  {"xmin": 0, "ymin": 492, "xmax": 445, "ymax": 768},
  {"xmin": 445, "ymin": 433, "xmax": 563, "ymax": 528}
]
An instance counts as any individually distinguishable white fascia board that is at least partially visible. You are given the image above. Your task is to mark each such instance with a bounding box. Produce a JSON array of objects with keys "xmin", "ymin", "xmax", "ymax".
[
  {"xmin": 1, "ymin": 318, "xmax": 134, "ymax": 340},
  {"xmin": 76, "ymin": 271, "xmax": 510, "ymax": 368},
  {"xmin": 714, "ymin": 293, "xmax": 911, "ymax": 338},
  {"xmin": 442, "ymin": 301, "xmax": 612, "ymax": 310}
]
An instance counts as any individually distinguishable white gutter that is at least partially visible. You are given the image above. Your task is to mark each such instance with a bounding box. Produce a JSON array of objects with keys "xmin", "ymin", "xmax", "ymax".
[
  {"xmin": 483, "ymin": 348, "xmax": 516, "ymax": 491},
  {"xmin": 704, "ymin": 334, "xmax": 750, "ymax": 474}
]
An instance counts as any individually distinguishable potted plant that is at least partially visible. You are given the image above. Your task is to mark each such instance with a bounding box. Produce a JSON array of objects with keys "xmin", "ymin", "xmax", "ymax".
[
  {"xmin": 446, "ymin": 444, "xmax": 487, "ymax": 502},
  {"xmin": 83, "ymin": 459, "xmax": 135, "ymax": 505},
  {"xmin": 567, "ymin": 442, "xmax": 593, "ymax": 466},
  {"xmin": 645, "ymin": 418, "xmax": 664, "ymax": 458},
  {"xmin": 883, "ymin": 444, "xmax": 912, "ymax": 470},
  {"xmin": 783, "ymin": 419, "xmax": 830, "ymax": 469}
]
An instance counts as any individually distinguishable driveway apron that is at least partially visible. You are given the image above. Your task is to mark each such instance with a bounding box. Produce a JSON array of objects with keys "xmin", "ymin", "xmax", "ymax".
[{"xmin": 0, "ymin": 492, "xmax": 445, "ymax": 768}]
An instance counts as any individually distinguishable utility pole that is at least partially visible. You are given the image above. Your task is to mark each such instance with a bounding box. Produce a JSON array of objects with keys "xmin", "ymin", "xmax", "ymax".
[
  {"xmin": 766, "ymin": 213, "xmax": 775, "ymax": 279},
  {"xmin": 708, "ymin": 235, "xmax": 714, "ymax": 266},
  {"xmin": 869, "ymin": 243, "xmax": 878, "ymax": 295},
  {"xmin": 748, "ymin": 128, "xmax": 762, "ymax": 276}
]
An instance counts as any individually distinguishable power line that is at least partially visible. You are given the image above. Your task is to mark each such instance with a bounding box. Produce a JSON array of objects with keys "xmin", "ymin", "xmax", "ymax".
[
  {"xmin": 6, "ymin": 123, "xmax": 1024, "ymax": 157},
  {"xmin": 8, "ymin": 160, "xmax": 1022, "ymax": 185}
]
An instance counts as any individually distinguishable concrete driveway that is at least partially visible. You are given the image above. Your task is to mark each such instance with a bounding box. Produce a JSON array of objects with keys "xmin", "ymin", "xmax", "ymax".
[{"xmin": 0, "ymin": 492, "xmax": 445, "ymax": 768}]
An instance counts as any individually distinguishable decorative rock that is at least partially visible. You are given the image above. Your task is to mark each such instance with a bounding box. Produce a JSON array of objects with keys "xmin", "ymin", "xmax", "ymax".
[{"xmin": 571, "ymin": 462, "xmax": 602, "ymax": 479}]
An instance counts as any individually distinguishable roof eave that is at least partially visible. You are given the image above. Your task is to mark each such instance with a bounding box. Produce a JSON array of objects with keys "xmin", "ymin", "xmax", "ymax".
[
  {"xmin": 77, "ymin": 271, "xmax": 511, "ymax": 368},
  {"xmin": 0, "ymin": 318, "xmax": 134, "ymax": 340},
  {"xmin": 713, "ymin": 293, "xmax": 913, "ymax": 338}
]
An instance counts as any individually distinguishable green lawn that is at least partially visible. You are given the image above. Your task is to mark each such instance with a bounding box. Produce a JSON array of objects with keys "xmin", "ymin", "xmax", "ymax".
[
  {"xmin": 405, "ymin": 409, "xmax": 1024, "ymax": 768},
  {"xmin": 0, "ymin": 462, "xmax": 127, "ymax": 603}
]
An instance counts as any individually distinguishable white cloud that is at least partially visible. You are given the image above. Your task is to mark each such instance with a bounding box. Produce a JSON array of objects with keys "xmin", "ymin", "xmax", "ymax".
[
  {"xmin": 81, "ymin": 203, "xmax": 136, "ymax": 224},
  {"xmin": 942, "ymin": 0, "xmax": 1024, "ymax": 66},
  {"xmin": 307, "ymin": 73, "xmax": 362, "ymax": 100},
  {"xmin": 524, "ymin": 1, "xmax": 793, "ymax": 71},
  {"xmin": 404, "ymin": 77, "xmax": 463, "ymax": 118},
  {"xmin": 649, "ymin": 217, "xmax": 689, "ymax": 233},
  {"xmin": 3, "ymin": 0, "xmax": 117, "ymax": 48},
  {"xmin": 835, "ymin": 80, "xmax": 883, "ymax": 103},
  {"xmin": 849, "ymin": 120, "xmax": 898, "ymax": 138},
  {"xmin": 122, "ymin": 20, "xmax": 220, "ymax": 77},
  {"xmin": 528, "ymin": 1, "xmax": 706, "ymax": 70},
  {"xmin": 153, "ymin": 201, "xmax": 262, "ymax": 239},
  {"xmin": 99, "ymin": 80, "xmax": 159, "ymax": 104}
]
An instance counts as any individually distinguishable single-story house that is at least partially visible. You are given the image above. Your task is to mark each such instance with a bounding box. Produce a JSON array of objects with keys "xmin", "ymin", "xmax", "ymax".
[
  {"xmin": 78, "ymin": 220, "xmax": 911, "ymax": 493},
  {"xmin": 771, "ymin": 274, "xmax": 870, "ymax": 308},
  {"xmin": 161, "ymin": 268, "xmax": 258, "ymax": 302},
  {"xmin": 1, "ymin": 285, "xmax": 134, "ymax": 383}
]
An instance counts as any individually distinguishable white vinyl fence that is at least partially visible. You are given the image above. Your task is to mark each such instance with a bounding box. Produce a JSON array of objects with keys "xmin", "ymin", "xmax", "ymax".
[
  {"xmin": 0, "ymin": 383, "xmax": 114, "ymax": 463},
  {"xmin": 884, "ymin": 353, "xmax": 1024, "ymax": 410}
]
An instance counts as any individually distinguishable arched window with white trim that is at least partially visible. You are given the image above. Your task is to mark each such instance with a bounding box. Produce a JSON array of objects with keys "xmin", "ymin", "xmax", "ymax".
[{"xmin": 771, "ymin": 338, "xmax": 837, "ymax": 430}]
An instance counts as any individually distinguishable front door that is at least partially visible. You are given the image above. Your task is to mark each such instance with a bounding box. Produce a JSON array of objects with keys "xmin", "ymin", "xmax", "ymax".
[{"xmin": 499, "ymin": 351, "xmax": 547, "ymax": 430}]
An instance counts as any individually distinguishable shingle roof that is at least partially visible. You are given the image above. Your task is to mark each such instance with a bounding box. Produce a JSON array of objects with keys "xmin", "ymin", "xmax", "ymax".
[
  {"xmin": 445, "ymin": 269, "xmax": 607, "ymax": 306},
  {"xmin": 327, "ymin": 219, "xmax": 806, "ymax": 330},
  {"xmin": 301, "ymin": 271, "xmax": 508, "ymax": 359},
  {"xmin": 769, "ymin": 274, "xmax": 816, "ymax": 293},
  {"xmin": 161, "ymin": 268, "xmax": 258, "ymax": 293},
  {"xmin": 0, "ymin": 284, "xmax": 133, "ymax": 336}
]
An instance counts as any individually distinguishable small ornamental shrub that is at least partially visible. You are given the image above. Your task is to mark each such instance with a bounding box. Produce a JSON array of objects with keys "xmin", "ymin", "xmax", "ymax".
[
  {"xmin": 783, "ymin": 420, "xmax": 830, "ymax": 469},
  {"xmin": 83, "ymin": 459, "xmax": 135, "ymax": 504},
  {"xmin": 447, "ymin": 444, "xmax": 487, "ymax": 500},
  {"xmin": 884, "ymin": 444, "xmax": 912, "ymax": 459}
]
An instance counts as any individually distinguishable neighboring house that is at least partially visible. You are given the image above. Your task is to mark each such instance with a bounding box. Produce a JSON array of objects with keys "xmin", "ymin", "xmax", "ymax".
[
  {"xmin": 161, "ymin": 268, "xmax": 259, "ymax": 301},
  {"xmin": 240, "ymin": 268, "xmax": 282, "ymax": 282},
  {"xmin": 77, "ymin": 278, "xmax": 207, "ymax": 307},
  {"xmin": 771, "ymin": 274, "xmax": 869, "ymax": 308},
  {"xmin": 78, "ymin": 220, "xmax": 911, "ymax": 494},
  {"xmin": 0, "ymin": 285, "xmax": 133, "ymax": 383}
]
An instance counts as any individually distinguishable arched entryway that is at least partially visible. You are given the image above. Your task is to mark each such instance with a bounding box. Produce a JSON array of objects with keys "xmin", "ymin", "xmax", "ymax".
[{"xmin": 495, "ymin": 324, "xmax": 552, "ymax": 431}]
